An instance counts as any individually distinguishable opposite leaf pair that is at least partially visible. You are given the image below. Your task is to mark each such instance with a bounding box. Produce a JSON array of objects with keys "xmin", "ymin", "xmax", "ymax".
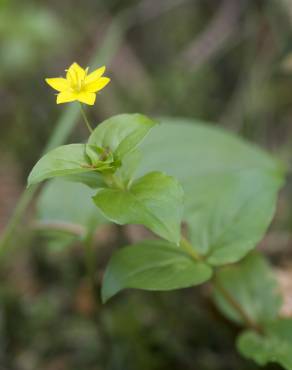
[{"xmin": 28, "ymin": 114, "xmax": 184, "ymax": 245}]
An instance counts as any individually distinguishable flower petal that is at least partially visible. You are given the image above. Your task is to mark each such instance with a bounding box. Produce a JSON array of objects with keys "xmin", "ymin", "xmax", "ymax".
[
  {"xmin": 77, "ymin": 92, "xmax": 96, "ymax": 105},
  {"xmin": 85, "ymin": 77, "xmax": 111, "ymax": 93},
  {"xmin": 66, "ymin": 62, "xmax": 86, "ymax": 85},
  {"xmin": 56, "ymin": 91, "xmax": 77, "ymax": 104},
  {"xmin": 85, "ymin": 66, "xmax": 106, "ymax": 84},
  {"xmin": 45, "ymin": 78, "xmax": 69, "ymax": 92}
]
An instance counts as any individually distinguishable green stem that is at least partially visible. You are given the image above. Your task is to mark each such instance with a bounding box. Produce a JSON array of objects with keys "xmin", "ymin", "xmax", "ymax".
[
  {"xmin": 79, "ymin": 103, "xmax": 93, "ymax": 133},
  {"xmin": 213, "ymin": 278, "xmax": 263, "ymax": 334},
  {"xmin": 180, "ymin": 237, "xmax": 201, "ymax": 261},
  {"xmin": 104, "ymin": 173, "xmax": 125, "ymax": 190}
]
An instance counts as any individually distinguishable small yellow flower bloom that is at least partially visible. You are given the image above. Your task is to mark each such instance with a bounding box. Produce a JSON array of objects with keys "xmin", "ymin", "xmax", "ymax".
[{"xmin": 45, "ymin": 62, "xmax": 110, "ymax": 105}]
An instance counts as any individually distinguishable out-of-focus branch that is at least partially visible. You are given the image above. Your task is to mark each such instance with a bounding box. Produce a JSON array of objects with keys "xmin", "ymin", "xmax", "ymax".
[
  {"xmin": 111, "ymin": 43, "xmax": 156, "ymax": 102},
  {"xmin": 179, "ymin": 0, "xmax": 247, "ymax": 69},
  {"xmin": 125, "ymin": 0, "xmax": 194, "ymax": 26},
  {"xmin": 280, "ymin": 0, "xmax": 292, "ymax": 25},
  {"xmin": 88, "ymin": 0, "xmax": 196, "ymax": 117},
  {"xmin": 220, "ymin": 12, "xmax": 279, "ymax": 131}
]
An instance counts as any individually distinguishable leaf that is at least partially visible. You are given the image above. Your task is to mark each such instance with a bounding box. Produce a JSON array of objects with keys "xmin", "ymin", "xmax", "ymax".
[
  {"xmin": 139, "ymin": 118, "xmax": 285, "ymax": 265},
  {"xmin": 85, "ymin": 144, "xmax": 121, "ymax": 173},
  {"xmin": 93, "ymin": 171, "xmax": 184, "ymax": 245},
  {"xmin": 28, "ymin": 144, "xmax": 95, "ymax": 186},
  {"xmin": 28, "ymin": 114, "xmax": 156, "ymax": 187},
  {"xmin": 213, "ymin": 253, "xmax": 282, "ymax": 325},
  {"xmin": 36, "ymin": 179, "xmax": 107, "ymax": 249},
  {"xmin": 61, "ymin": 171, "xmax": 104, "ymax": 189},
  {"xmin": 237, "ymin": 319, "xmax": 292, "ymax": 370},
  {"xmin": 117, "ymin": 149, "xmax": 142, "ymax": 185},
  {"xmin": 102, "ymin": 240, "xmax": 213, "ymax": 302},
  {"xmin": 187, "ymin": 170, "xmax": 281, "ymax": 265},
  {"xmin": 88, "ymin": 113, "xmax": 157, "ymax": 159}
]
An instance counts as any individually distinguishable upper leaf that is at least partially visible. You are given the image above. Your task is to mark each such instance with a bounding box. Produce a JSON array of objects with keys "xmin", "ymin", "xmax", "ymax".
[
  {"xmin": 213, "ymin": 252, "xmax": 282, "ymax": 325},
  {"xmin": 237, "ymin": 319, "xmax": 292, "ymax": 370},
  {"xmin": 93, "ymin": 171, "xmax": 184, "ymax": 245},
  {"xmin": 102, "ymin": 240, "xmax": 213, "ymax": 302},
  {"xmin": 88, "ymin": 113, "xmax": 157, "ymax": 159},
  {"xmin": 28, "ymin": 114, "xmax": 156, "ymax": 187},
  {"xmin": 139, "ymin": 118, "xmax": 285, "ymax": 265},
  {"xmin": 61, "ymin": 172, "xmax": 104, "ymax": 189},
  {"xmin": 28, "ymin": 144, "xmax": 95, "ymax": 186}
]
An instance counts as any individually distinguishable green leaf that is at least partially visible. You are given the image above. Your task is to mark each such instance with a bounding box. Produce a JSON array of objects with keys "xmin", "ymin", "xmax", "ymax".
[
  {"xmin": 88, "ymin": 113, "xmax": 157, "ymax": 159},
  {"xmin": 85, "ymin": 144, "xmax": 121, "ymax": 173},
  {"xmin": 117, "ymin": 149, "xmax": 142, "ymax": 185},
  {"xmin": 237, "ymin": 319, "xmax": 292, "ymax": 370},
  {"xmin": 61, "ymin": 172, "xmax": 104, "ymax": 189},
  {"xmin": 140, "ymin": 118, "xmax": 285, "ymax": 265},
  {"xmin": 213, "ymin": 253, "xmax": 282, "ymax": 325},
  {"xmin": 28, "ymin": 144, "xmax": 95, "ymax": 186},
  {"xmin": 186, "ymin": 169, "xmax": 281, "ymax": 265},
  {"xmin": 93, "ymin": 171, "xmax": 184, "ymax": 245},
  {"xmin": 28, "ymin": 114, "xmax": 156, "ymax": 188},
  {"xmin": 36, "ymin": 179, "xmax": 107, "ymax": 249},
  {"xmin": 102, "ymin": 240, "xmax": 213, "ymax": 302}
]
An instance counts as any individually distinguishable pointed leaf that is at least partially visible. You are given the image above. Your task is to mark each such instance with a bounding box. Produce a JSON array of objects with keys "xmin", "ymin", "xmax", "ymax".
[
  {"xmin": 88, "ymin": 113, "xmax": 157, "ymax": 159},
  {"xmin": 28, "ymin": 144, "xmax": 96, "ymax": 186},
  {"xmin": 61, "ymin": 172, "xmax": 104, "ymax": 189},
  {"xmin": 185, "ymin": 169, "xmax": 282, "ymax": 265},
  {"xmin": 102, "ymin": 240, "xmax": 213, "ymax": 302},
  {"xmin": 237, "ymin": 319, "xmax": 292, "ymax": 370},
  {"xmin": 93, "ymin": 171, "xmax": 184, "ymax": 244},
  {"xmin": 139, "ymin": 118, "xmax": 285, "ymax": 265}
]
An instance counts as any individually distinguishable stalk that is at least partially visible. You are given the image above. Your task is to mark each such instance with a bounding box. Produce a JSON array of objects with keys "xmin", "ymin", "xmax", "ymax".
[{"xmin": 79, "ymin": 103, "xmax": 93, "ymax": 133}]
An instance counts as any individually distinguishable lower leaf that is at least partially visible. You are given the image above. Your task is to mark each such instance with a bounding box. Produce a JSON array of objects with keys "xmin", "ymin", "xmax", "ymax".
[
  {"xmin": 237, "ymin": 319, "xmax": 292, "ymax": 370},
  {"xmin": 102, "ymin": 240, "xmax": 213, "ymax": 302},
  {"xmin": 93, "ymin": 171, "xmax": 184, "ymax": 245},
  {"xmin": 213, "ymin": 252, "xmax": 282, "ymax": 325}
]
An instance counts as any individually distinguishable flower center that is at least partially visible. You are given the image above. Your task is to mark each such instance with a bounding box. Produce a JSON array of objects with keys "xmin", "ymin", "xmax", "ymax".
[{"xmin": 68, "ymin": 68, "xmax": 88, "ymax": 93}]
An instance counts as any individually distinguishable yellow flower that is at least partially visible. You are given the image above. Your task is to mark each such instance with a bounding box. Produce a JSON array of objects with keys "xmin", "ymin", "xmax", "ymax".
[{"xmin": 45, "ymin": 62, "xmax": 110, "ymax": 105}]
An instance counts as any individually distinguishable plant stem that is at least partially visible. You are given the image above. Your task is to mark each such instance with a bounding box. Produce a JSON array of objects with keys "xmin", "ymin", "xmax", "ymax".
[
  {"xmin": 213, "ymin": 279, "xmax": 263, "ymax": 333},
  {"xmin": 104, "ymin": 173, "xmax": 125, "ymax": 190},
  {"xmin": 79, "ymin": 103, "xmax": 93, "ymax": 133},
  {"xmin": 180, "ymin": 236, "xmax": 201, "ymax": 261}
]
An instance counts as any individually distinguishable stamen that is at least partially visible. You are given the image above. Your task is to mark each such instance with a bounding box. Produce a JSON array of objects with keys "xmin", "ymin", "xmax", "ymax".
[{"xmin": 74, "ymin": 70, "xmax": 79, "ymax": 90}]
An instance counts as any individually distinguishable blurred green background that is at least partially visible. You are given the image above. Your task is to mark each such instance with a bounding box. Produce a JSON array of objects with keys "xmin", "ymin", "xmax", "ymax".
[{"xmin": 1, "ymin": 0, "xmax": 292, "ymax": 369}]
